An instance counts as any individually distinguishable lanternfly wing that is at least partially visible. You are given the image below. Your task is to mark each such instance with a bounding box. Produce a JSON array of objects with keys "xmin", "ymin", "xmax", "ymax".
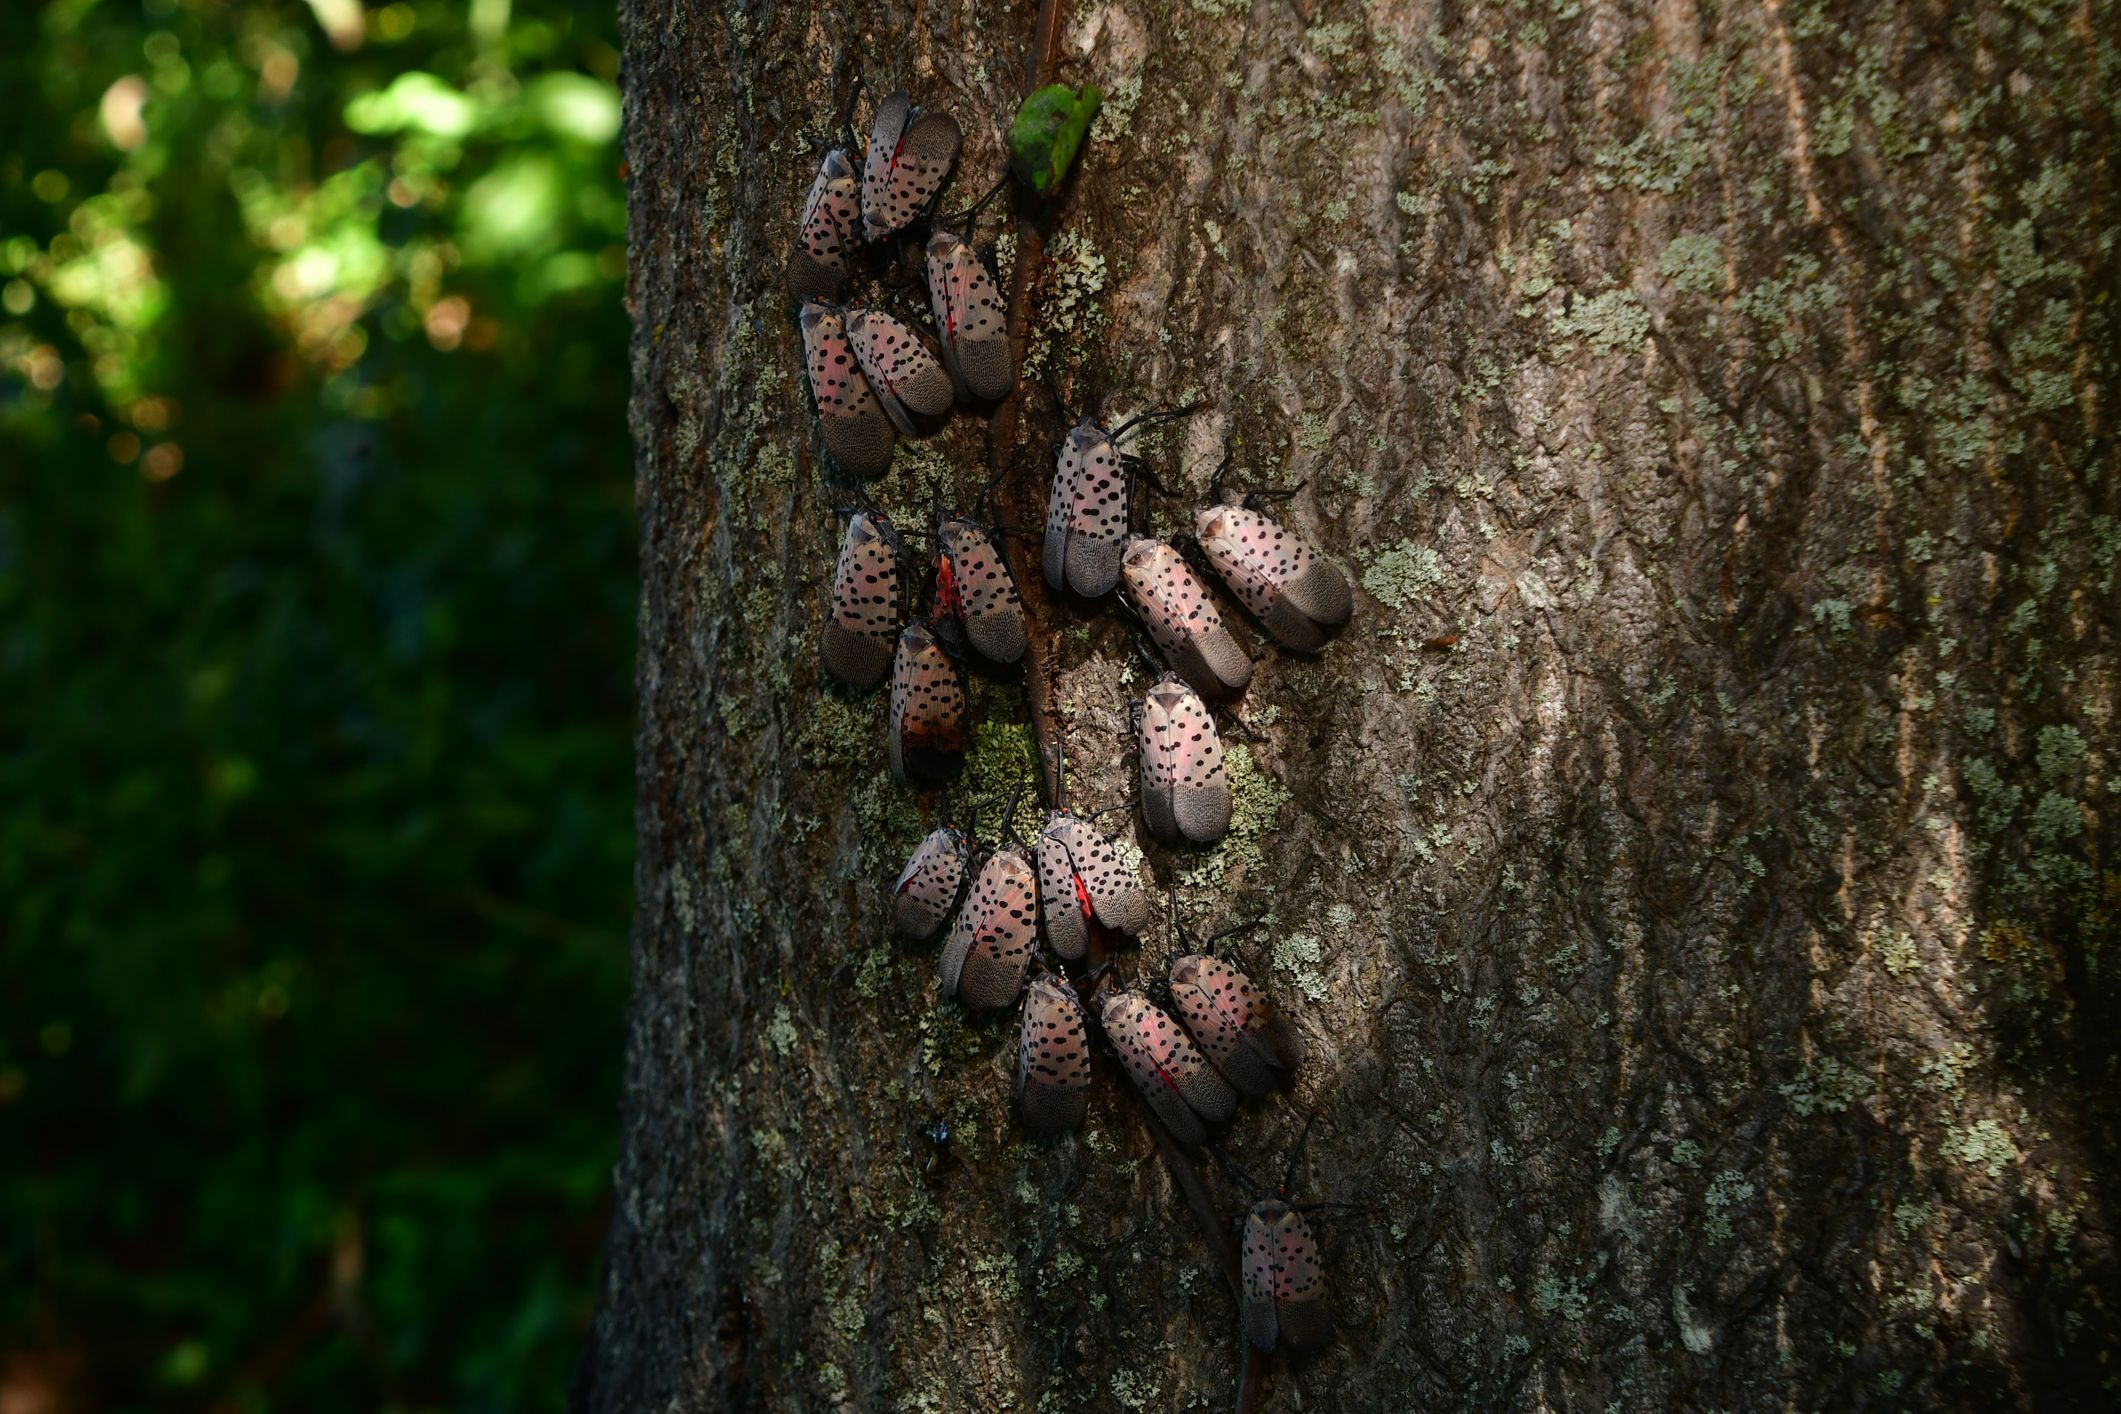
[
  {"xmin": 1168, "ymin": 951, "xmax": 1257, "ymax": 1089},
  {"xmin": 939, "ymin": 517, "xmax": 1026, "ymax": 664},
  {"xmin": 861, "ymin": 91, "xmax": 962, "ymax": 241},
  {"xmin": 800, "ymin": 301, "xmax": 895, "ymax": 478},
  {"xmin": 937, "ymin": 847, "xmax": 1038, "ymax": 1012},
  {"xmin": 1242, "ymin": 1199, "xmax": 1333, "ymax": 1354},
  {"xmin": 1016, "ymin": 973, "xmax": 1091, "ymax": 1133},
  {"xmin": 1168, "ymin": 953, "xmax": 1303, "ymax": 1097},
  {"xmin": 788, "ymin": 146, "xmax": 861, "ymax": 301},
  {"xmin": 887, "ymin": 622, "xmax": 967, "ymax": 788},
  {"xmin": 1043, "ymin": 418, "xmax": 1129, "ymax": 597},
  {"xmin": 1034, "ymin": 814, "xmax": 1092, "ymax": 962},
  {"xmin": 924, "ymin": 230, "xmax": 1013, "ymax": 401},
  {"xmin": 1077, "ymin": 830, "xmax": 1152, "ymax": 935},
  {"xmin": 820, "ymin": 511, "xmax": 901, "ymax": 689},
  {"xmin": 1096, "ymin": 990, "xmax": 1237, "ymax": 1145},
  {"xmin": 1036, "ymin": 813, "xmax": 1148, "ymax": 960},
  {"xmin": 1138, "ymin": 673, "xmax": 1232, "ymax": 845},
  {"xmin": 1120, "ymin": 537, "xmax": 1252, "ymax": 697},
  {"xmin": 846, "ymin": 308, "xmax": 953, "ymax": 435},
  {"xmin": 1195, "ymin": 504, "xmax": 1352, "ymax": 652},
  {"xmin": 893, "ymin": 825, "xmax": 971, "ymax": 941}
]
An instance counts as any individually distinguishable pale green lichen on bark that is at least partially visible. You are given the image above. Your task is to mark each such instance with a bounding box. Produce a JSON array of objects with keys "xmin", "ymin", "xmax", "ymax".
[
  {"xmin": 1360, "ymin": 540, "xmax": 1445, "ymax": 612},
  {"xmin": 589, "ymin": 0, "xmax": 2121, "ymax": 1406}
]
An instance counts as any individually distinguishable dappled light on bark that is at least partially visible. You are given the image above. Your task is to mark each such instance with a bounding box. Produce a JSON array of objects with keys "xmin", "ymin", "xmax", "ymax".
[{"xmin": 581, "ymin": 0, "xmax": 2118, "ymax": 1408}]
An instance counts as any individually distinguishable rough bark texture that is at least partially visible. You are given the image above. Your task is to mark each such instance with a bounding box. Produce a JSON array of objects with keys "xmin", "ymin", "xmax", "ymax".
[{"xmin": 579, "ymin": 0, "xmax": 2119, "ymax": 1409}]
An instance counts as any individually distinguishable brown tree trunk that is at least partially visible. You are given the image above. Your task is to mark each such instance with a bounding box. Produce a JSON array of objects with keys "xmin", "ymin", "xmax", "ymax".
[{"xmin": 577, "ymin": 0, "xmax": 2119, "ymax": 1408}]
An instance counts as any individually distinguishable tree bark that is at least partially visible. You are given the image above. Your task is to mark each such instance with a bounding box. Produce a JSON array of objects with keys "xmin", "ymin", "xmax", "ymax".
[{"xmin": 578, "ymin": 0, "xmax": 2118, "ymax": 1409}]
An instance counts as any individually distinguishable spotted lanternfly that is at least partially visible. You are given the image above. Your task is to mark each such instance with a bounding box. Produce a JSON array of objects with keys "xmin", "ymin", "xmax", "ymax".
[
  {"xmin": 1168, "ymin": 953, "xmax": 1304, "ymax": 1097},
  {"xmin": 1122, "ymin": 537, "xmax": 1253, "ymax": 698},
  {"xmin": 1194, "ymin": 504, "xmax": 1353, "ymax": 653},
  {"xmin": 1035, "ymin": 812, "xmax": 1150, "ymax": 961},
  {"xmin": 862, "ymin": 91, "xmax": 961, "ymax": 242},
  {"xmin": 1043, "ymin": 416, "xmax": 1131, "ymax": 598},
  {"xmin": 925, "ymin": 229, "xmax": 1013, "ymax": 401},
  {"xmin": 1017, "ymin": 972, "xmax": 1091, "ymax": 1133},
  {"xmin": 788, "ymin": 147, "xmax": 860, "ymax": 301},
  {"xmin": 894, "ymin": 824, "xmax": 971, "ymax": 941},
  {"xmin": 1097, "ymin": 988, "xmax": 1237, "ymax": 1145},
  {"xmin": 1242, "ymin": 1199, "xmax": 1333, "ymax": 1354},
  {"xmin": 821, "ymin": 510, "xmax": 903, "ymax": 689},
  {"xmin": 887, "ymin": 621, "xmax": 968, "ymax": 788},
  {"xmin": 847, "ymin": 307, "xmax": 954, "ymax": 435},
  {"xmin": 1139, "ymin": 672, "xmax": 1231, "ymax": 846},
  {"xmin": 800, "ymin": 301, "xmax": 895, "ymax": 478},
  {"xmin": 936, "ymin": 516, "xmax": 1027, "ymax": 664},
  {"xmin": 938, "ymin": 845, "xmax": 1038, "ymax": 1012}
]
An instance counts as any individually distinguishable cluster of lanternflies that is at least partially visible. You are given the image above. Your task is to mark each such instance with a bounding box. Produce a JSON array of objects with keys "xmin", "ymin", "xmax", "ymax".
[{"xmin": 789, "ymin": 88, "xmax": 1354, "ymax": 1359}]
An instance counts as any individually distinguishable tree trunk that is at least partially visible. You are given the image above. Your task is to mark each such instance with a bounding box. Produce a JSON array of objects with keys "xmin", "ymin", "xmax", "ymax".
[{"xmin": 577, "ymin": 0, "xmax": 2118, "ymax": 1408}]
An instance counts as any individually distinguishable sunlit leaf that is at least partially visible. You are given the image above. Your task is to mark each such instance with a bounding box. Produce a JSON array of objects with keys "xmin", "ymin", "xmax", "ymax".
[
  {"xmin": 460, "ymin": 153, "xmax": 564, "ymax": 261},
  {"xmin": 525, "ymin": 72, "xmax": 620, "ymax": 146},
  {"xmin": 344, "ymin": 71, "xmax": 480, "ymax": 139}
]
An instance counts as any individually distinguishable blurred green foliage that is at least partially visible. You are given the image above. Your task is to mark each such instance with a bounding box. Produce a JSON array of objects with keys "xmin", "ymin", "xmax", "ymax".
[{"xmin": 0, "ymin": 1, "xmax": 633, "ymax": 1408}]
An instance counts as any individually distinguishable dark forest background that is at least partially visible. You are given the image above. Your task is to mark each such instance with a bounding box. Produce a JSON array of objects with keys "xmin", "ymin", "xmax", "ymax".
[{"xmin": 2, "ymin": 2, "xmax": 634, "ymax": 1408}]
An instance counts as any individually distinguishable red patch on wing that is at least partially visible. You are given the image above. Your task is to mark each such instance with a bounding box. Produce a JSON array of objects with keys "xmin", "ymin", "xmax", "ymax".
[{"xmin": 936, "ymin": 557, "xmax": 961, "ymax": 619}]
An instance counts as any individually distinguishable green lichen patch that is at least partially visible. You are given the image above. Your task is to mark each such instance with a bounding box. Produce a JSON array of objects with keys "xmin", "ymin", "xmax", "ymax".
[
  {"xmin": 2029, "ymin": 791, "xmax": 2084, "ymax": 844},
  {"xmin": 767, "ymin": 1002, "xmax": 799, "ymax": 1056},
  {"xmin": 1548, "ymin": 288, "xmax": 1649, "ymax": 358},
  {"xmin": 1947, "ymin": 1119, "xmax": 2019, "ymax": 1179},
  {"xmin": 799, "ymin": 693, "xmax": 883, "ymax": 772},
  {"xmin": 1220, "ymin": 741, "xmax": 1289, "ymax": 869},
  {"xmin": 1271, "ymin": 929, "xmax": 1328, "ymax": 1003},
  {"xmin": 2035, "ymin": 725, "xmax": 2089, "ymax": 782},
  {"xmin": 1361, "ymin": 541, "xmax": 1446, "ymax": 612},
  {"xmin": 1090, "ymin": 70, "xmax": 1142, "ymax": 146},
  {"xmin": 1702, "ymin": 1169, "xmax": 1756, "ymax": 1244},
  {"xmin": 1779, "ymin": 1054, "xmax": 1872, "ymax": 1117},
  {"xmin": 1658, "ymin": 232, "xmax": 1726, "ymax": 295},
  {"xmin": 960, "ymin": 713, "xmax": 1037, "ymax": 814},
  {"xmin": 1876, "ymin": 929, "xmax": 1922, "ymax": 977},
  {"xmin": 1025, "ymin": 229, "xmax": 1108, "ymax": 381},
  {"xmin": 1963, "ymin": 757, "xmax": 2022, "ymax": 837}
]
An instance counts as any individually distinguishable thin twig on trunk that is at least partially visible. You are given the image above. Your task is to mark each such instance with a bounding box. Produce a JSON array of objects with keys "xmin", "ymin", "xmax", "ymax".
[
  {"xmin": 990, "ymin": 0, "xmax": 1069, "ymax": 810},
  {"xmin": 991, "ymin": 10, "xmax": 1269, "ymax": 1406}
]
